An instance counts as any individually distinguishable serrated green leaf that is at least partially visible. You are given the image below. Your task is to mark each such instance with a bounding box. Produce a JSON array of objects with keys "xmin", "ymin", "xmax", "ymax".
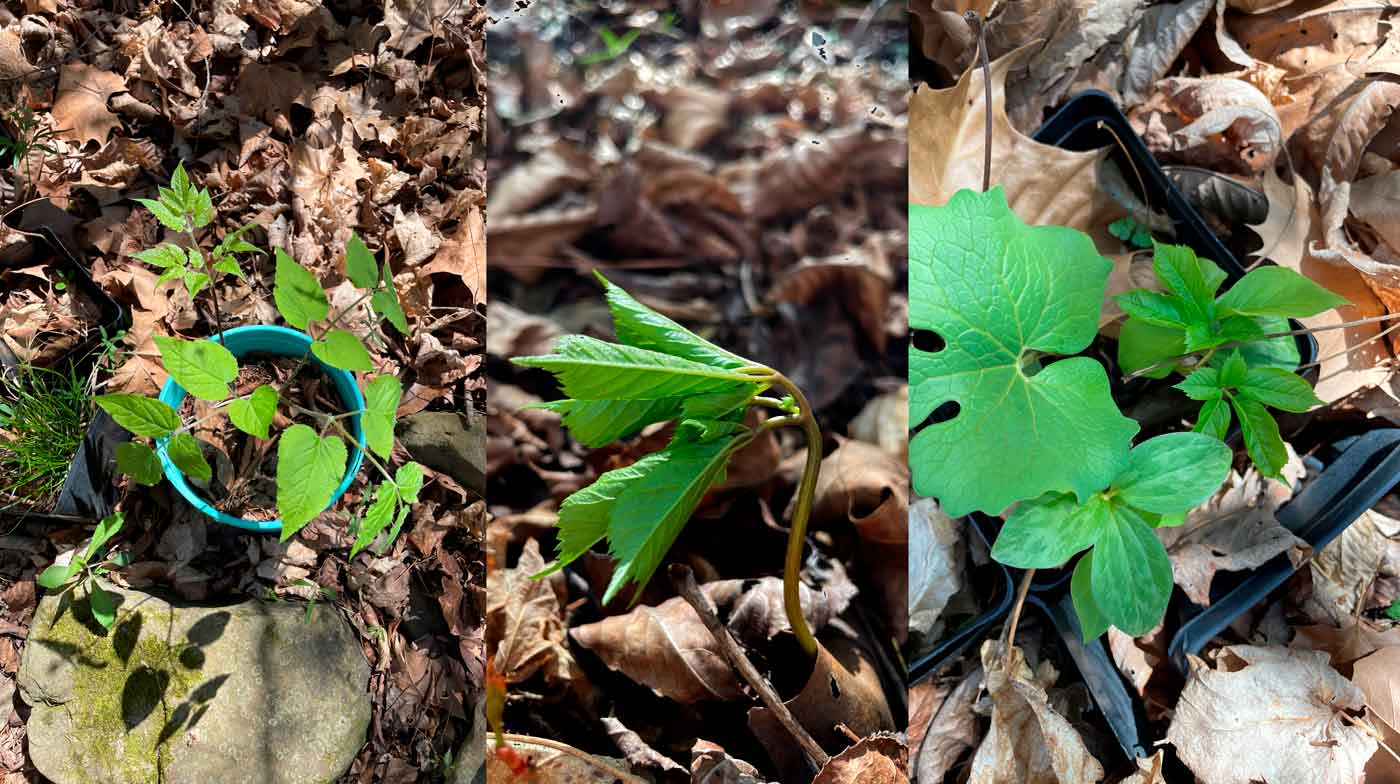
[
  {"xmin": 273, "ymin": 248, "xmax": 329, "ymax": 329},
  {"xmin": 909, "ymin": 188, "xmax": 1138, "ymax": 516},
  {"xmin": 531, "ymin": 456, "xmax": 668, "ymax": 579},
  {"xmin": 136, "ymin": 197, "xmax": 186, "ymax": 232},
  {"xmin": 1236, "ymin": 367, "xmax": 1323, "ymax": 412},
  {"xmin": 1232, "ymin": 395, "xmax": 1288, "ymax": 479},
  {"xmin": 1071, "ymin": 553, "xmax": 1111, "ymax": 641},
  {"xmin": 1194, "ymin": 396, "xmax": 1232, "ymax": 440},
  {"xmin": 394, "ymin": 462, "xmax": 424, "ymax": 504},
  {"xmin": 170, "ymin": 162, "xmax": 190, "ymax": 198},
  {"xmin": 192, "ymin": 189, "xmax": 214, "ymax": 228},
  {"xmin": 213, "ymin": 256, "xmax": 244, "ymax": 279},
  {"xmin": 602, "ymin": 430, "xmax": 737, "ymax": 605},
  {"xmin": 1091, "ymin": 504, "xmax": 1174, "ymax": 636},
  {"xmin": 371, "ymin": 290, "xmax": 409, "ymax": 335},
  {"xmin": 344, "ymin": 234, "xmax": 379, "ymax": 289},
  {"xmin": 1113, "ymin": 432, "xmax": 1232, "ymax": 514},
  {"xmin": 992, "ymin": 492, "xmax": 1109, "ymax": 569},
  {"xmin": 154, "ymin": 336, "xmax": 237, "ymax": 402},
  {"xmin": 310, "ymin": 330, "xmax": 374, "ymax": 372},
  {"xmin": 1215, "ymin": 266, "xmax": 1349, "ymax": 319},
  {"xmin": 598, "ymin": 272, "xmax": 749, "ymax": 369},
  {"xmin": 276, "ymin": 425, "xmax": 349, "ymax": 539},
  {"xmin": 89, "ymin": 585, "xmax": 118, "ymax": 630},
  {"xmin": 165, "ymin": 433, "xmax": 212, "ymax": 481},
  {"xmin": 131, "ymin": 245, "xmax": 187, "ymax": 270},
  {"xmin": 1117, "ymin": 317, "xmax": 1185, "ymax": 379},
  {"xmin": 363, "ymin": 375, "xmax": 401, "ymax": 459},
  {"xmin": 228, "ymin": 385, "xmax": 278, "ymax": 439},
  {"xmin": 516, "ymin": 335, "xmax": 762, "ymax": 401},
  {"xmin": 1228, "ymin": 317, "xmax": 1300, "ymax": 372},
  {"xmin": 534, "ymin": 398, "xmax": 685, "ymax": 448},
  {"xmin": 1153, "ymin": 243, "xmax": 1216, "ymax": 321},
  {"xmin": 382, "ymin": 505, "xmax": 411, "ymax": 554},
  {"xmin": 1115, "ymin": 290, "xmax": 1188, "ymax": 328},
  {"xmin": 96, "ymin": 394, "xmax": 180, "ymax": 437},
  {"xmin": 184, "ymin": 269, "xmax": 211, "ymax": 299},
  {"xmin": 157, "ymin": 266, "xmax": 184, "ymax": 287},
  {"xmin": 1175, "ymin": 368, "xmax": 1223, "ymax": 401},
  {"xmin": 116, "ymin": 442, "xmax": 163, "ymax": 485},
  {"xmin": 351, "ymin": 485, "xmax": 398, "ymax": 558},
  {"xmin": 1220, "ymin": 350, "xmax": 1248, "ymax": 387}
]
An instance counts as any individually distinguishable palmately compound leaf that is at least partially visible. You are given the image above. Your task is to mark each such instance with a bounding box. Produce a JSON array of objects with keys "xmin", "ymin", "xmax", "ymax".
[
  {"xmin": 95, "ymin": 394, "xmax": 180, "ymax": 438},
  {"xmin": 154, "ymin": 336, "xmax": 238, "ymax": 402},
  {"xmin": 516, "ymin": 335, "xmax": 760, "ymax": 401},
  {"xmin": 530, "ymin": 456, "xmax": 664, "ymax": 580},
  {"xmin": 116, "ymin": 442, "xmax": 163, "ymax": 486},
  {"xmin": 362, "ymin": 375, "xmax": 401, "ymax": 460},
  {"xmin": 276, "ymin": 424, "xmax": 349, "ymax": 540},
  {"xmin": 597, "ymin": 272, "xmax": 751, "ymax": 369},
  {"xmin": 343, "ymin": 233, "xmax": 379, "ymax": 290},
  {"xmin": 1091, "ymin": 504, "xmax": 1174, "ymax": 636},
  {"xmin": 310, "ymin": 329, "xmax": 375, "ymax": 372},
  {"xmin": 601, "ymin": 422, "xmax": 740, "ymax": 604},
  {"xmin": 135, "ymin": 197, "xmax": 186, "ymax": 233},
  {"xmin": 228, "ymin": 385, "xmax": 278, "ymax": 439},
  {"xmin": 273, "ymin": 249, "xmax": 330, "ymax": 330},
  {"xmin": 164, "ymin": 433, "xmax": 212, "ymax": 482},
  {"xmin": 909, "ymin": 187, "xmax": 1138, "ymax": 516}
]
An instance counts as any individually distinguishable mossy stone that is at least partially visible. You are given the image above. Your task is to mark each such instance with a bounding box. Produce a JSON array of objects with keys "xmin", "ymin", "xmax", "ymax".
[{"xmin": 18, "ymin": 583, "xmax": 370, "ymax": 784}]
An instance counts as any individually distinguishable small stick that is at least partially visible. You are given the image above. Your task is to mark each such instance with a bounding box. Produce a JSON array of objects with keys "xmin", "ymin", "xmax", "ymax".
[{"xmin": 668, "ymin": 564, "xmax": 830, "ymax": 769}]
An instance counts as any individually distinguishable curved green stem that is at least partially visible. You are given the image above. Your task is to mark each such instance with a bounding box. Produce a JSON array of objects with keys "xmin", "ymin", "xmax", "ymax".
[{"xmin": 766, "ymin": 371, "xmax": 822, "ymax": 659}]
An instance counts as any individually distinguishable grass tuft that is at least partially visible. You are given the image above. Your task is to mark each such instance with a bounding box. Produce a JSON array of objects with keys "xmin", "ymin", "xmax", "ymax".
[{"xmin": 0, "ymin": 364, "xmax": 92, "ymax": 505}]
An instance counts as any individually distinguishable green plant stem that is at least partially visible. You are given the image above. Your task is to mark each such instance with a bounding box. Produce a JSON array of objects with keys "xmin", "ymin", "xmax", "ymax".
[
  {"xmin": 767, "ymin": 371, "xmax": 822, "ymax": 659},
  {"xmin": 185, "ymin": 219, "xmax": 225, "ymax": 342}
]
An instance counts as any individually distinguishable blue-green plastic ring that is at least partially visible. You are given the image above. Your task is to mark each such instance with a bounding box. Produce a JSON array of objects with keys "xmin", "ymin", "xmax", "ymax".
[{"xmin": 156, "ymin": 325, "xmax": 368, "ymax": 533}]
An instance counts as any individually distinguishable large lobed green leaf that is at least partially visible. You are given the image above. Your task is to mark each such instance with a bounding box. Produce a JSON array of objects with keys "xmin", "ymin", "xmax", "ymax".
[{"xmin": 909, "ymin": 187, "xmax": 1138, "ymax": 517}]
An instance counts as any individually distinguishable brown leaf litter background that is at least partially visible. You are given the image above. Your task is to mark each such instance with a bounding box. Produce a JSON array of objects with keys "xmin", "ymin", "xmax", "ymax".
[
  {"xmin": 485, "ymin": 2, "xmax": 909, "ymax": 781},
  {"xmin": 0, "ymin": 1, "xmax": 485, "ymax": 781}
]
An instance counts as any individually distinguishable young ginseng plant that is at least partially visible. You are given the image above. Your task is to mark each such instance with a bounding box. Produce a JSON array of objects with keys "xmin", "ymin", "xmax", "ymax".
[
  {"xmin": 514, "ymin": 273, "xmax": 826, "ymax": 656},
  {"xmin": 1115, "ymin": 242, "xmax": 1346, "ymax": 477},
  {"xmin": 991, "ymin": 432, "xmax": 1232, "ymax": 637},
  {"xmin": 36, "ymin": 513, "xmax": 127, "ymax": 630},
  {"xmin": 103, "ymin": 213, "xmax": 419, "ymax": 547}
]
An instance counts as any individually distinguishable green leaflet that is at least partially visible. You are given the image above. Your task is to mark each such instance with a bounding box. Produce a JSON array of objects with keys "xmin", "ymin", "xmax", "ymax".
[
  {"xmin": 228, "ymin": 385, "xmax": 279, "ymax": 439},
  {"xmin": 532, "ymin": 398, "xmax": 685, "ymax": 448},
  {"xmin": 372, "ymin": 289, "xmax": 409, "ymax": 335},
  {"xmin": 1113, "ymin": 431, "xmax": 1233, "ymax": 514},
  {"xmin": 992, "ymin": 493, "xmax": 1109, "ymax": 569},
  {"xmin": 351, "ymin": 484, "xmax": 398, "ymax": 558},
  {"xmin": 154, "ymin": 336, "xmax": 238, "ymax": 402},
  {"xmin": 276, "ymin": 425, "xmax": 348, "ymax": 540},
  {"xmin": 530, "ymin": 455, "xmax": 666, "ymax": 580},
  {"xmin": 165, "ymin": 433, "xmax": 212, "ymax": 482},
  {"xmin": 89, "ymin": 586, "xmax": 118, "ymax": 630},
  {"xmin": 311, "ymin": 329, "xmax": 375, "ymax": 372},
  {"xmin": 394, "ymin": 462, "xmax": 425, "ymax": 504},
  {"xmin": 1070, "ymin": 553, "xmax": 1110, "ymax": 641},
  {"xmin": 363, "ymin": 375, "xmax": 401, "ymax": 459},
  {"xmin": 273, "ymin": 249, "xmax": 329, "ymax": 329},
  {"xmin": 1215, "ymin": 266, "xmax": 1349, "ymax": 318},
  {"xmin": 344, "ymin": 233, "xmax": 379, "ymax": 289},
  {"xmin": 909, "ymin": 187, "xmax": 1138, "ymax": 516},
  {"xmin": 117, "ymin": 442, "xmax": 164, "ymax": 486},
  {"xmin": 516, "ymin": 335, "xmax": 760, "ymax": 401},
  {"xmin": 598, "ymin": 272, "xmax": 750, "ymax": 369},
  {"xmin": 1233, "ymin": 395, "xmax": 1288, "ymax": 479},
  {"xmin": 96, "ymin": 394, "xmax": 180, "ymax": 437},
  {"xmin": 1091, "ymin": 504, "xmax": 1173, "ymax": 636}
]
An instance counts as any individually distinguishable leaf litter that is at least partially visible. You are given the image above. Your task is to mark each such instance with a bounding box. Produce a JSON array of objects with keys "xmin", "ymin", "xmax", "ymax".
[
  {"xmin": 486, "ymin": 2, "xmax": 907, "ymax": 780},
  {"xmin": 0, "ymin": 0, "xmax": 485, "ymax": 781}
]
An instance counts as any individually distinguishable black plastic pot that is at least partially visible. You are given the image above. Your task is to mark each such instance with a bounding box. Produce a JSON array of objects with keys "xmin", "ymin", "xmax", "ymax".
[{"xmin": 0, "ymin": 228, "xmax": 131, "ymax": 524}]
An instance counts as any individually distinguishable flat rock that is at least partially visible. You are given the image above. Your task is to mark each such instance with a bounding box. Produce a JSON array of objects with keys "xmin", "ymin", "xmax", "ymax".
[
  {"xmin": 397, "ymin": 411, "xmax": 485, "ymax": 493},
  {"xmin": 18, "ymin": 583, "xmax": 370, "ymax": 784}
]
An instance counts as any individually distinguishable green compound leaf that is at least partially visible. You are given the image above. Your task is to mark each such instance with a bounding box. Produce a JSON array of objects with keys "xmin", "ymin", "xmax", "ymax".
[
  {"xmin": 131, "ymin": 244, "xmax": 188, "ymax": 270},
  {"xmin": 909, "ymin": 187, "xmax": 1138, "ymax": 516},
  {"xmin": 276, "ymin": 424, "xmax": 349, "ymax": 540},
  {"xmin": 602, "ymin": 423, "xmax": 738, "ymax": 605},
  {"xmin": 1215, "ymin": 266, "xmax": 1349, "ymax": 319},
  {"xmin": 1117, "ymin": 318, "xmax": 1184, "ymax": 379},
  {"xmin": 183, "ymin": 269, "xmax": 211, "ymax": 300},
  {"xmin": 1237, "ymin": 366, "xmax": 1323, "ymax": 412},
  {"xmin": 992, "ymin": 493, "xmax": 1110, "ymax": 569},
  {"xmin": 515, "ymin": 335, "xmax": 762, "ymax": 402},
  {"xmin": 135, "ymin": 197, "xmax": 186, "ymax": 233},
  {"xmin": 1071, "ymin": 553, "xmax": 1111, "ymax": 641},
  {"xmin": 1091, "ymin": 504, "xmax": 1174, "ymax": 636},
  {"xmin": 1232, "ymin": 395, "xmax": 1288, "ymax": 479},
  {"xmin": 1175, "ymin": 367, "xmax": 1223, "ymax": 401},
  {"xmin": 363, "ymin": 375, "xmax": 401, "ymax": 460},
  {"xmin": 532, "ymin": 384, "xmax": 757, "ymax": 449},
  {"xmin": 530, "ymin": 456, "xmax": 662, "ymax": 580},
  {"xmin": 96, "ymin": 394, "xmax": 180, "ymax": 437},
  {"xmin": 1115, "ymin": 290, "xmax": 1188, "ymax": 328},
  {"xmin": 598, "ymin": 272, "xmax": 750, "ymax": 369},
  {"xmin": 311, "ymin": 329, "xmax": 375, "ymax": 372},
  {"xmin": 1153, "ymin": 242, "xmax": 1220, "ymax": 321},
  {"xmin": 1113, "ymin": 432, "xmax": 1232, "ymax": 514},
  {"xmin": 273, "ymin": 249, "xmax": 329, "ymax": 329},
  {"xmin": 228, "ymin": 385, "xmax": 279, "ymax": 439},
  {"xmin": 344, "ymin": 234, "xmax": 379, "ymax": 289},
  {"xmin": 165, "ymin": 433, "xmax": 212, "ymax": 482},
  {"xmin": 116, "ymin": 442, "xmax": 163, "ymax": 486},
  {"xmin": 154, "ymin": 336, "xmax": 237, "ymax": 402}
]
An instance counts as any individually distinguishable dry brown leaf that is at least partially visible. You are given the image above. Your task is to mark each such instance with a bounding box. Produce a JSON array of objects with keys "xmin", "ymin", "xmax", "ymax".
[
  {"xmin": 1252, "ymin": 167, "xmax": 1312, "ymax": 271},
  {"xmin": 847, "ymin": 385, "xmax": 907, "ymax": 459},
  {"xmin": 485, "ymin": 539, "xmax": 577, "ymax": 686},
  {"xmin": 811, "ymin": 733, "xmax": 908, "ymax": 784},
  {"xmin": 914, "ymin": 668, "xmax": 982, "ymax": 784},
  {"xmin": 1349, "ymin": 172, "xmax": 1400, "ymax": 254},
  {"xmin": 485, "ymin": 735, "xmax": 645, "ymax": 783},
  {"xmin": 768, "ymin": 235, "xmax": 894, "ymax": 352},
  {"xmin": 1167, "ymin": 645, "xmax": 1377, "ymax": 784},
  {"xmin": 383, "ymin": 0, "xmax": 468, "ymax": 52},
  {"xmin": 910, "ymin": 44, "xmax": 1121, "ymax": 244},
  {"xmin": 1294, "ymin": 619, "xmax": 1400, "ymax": 668},
  {"xmin": 1306, "ymin": 510, "xmax": 1399, "ymax": 626},
  {"xmin": 1228, "ymin": 1, "xmax": 1389, "ymax": 76},
  {"xmin": 1354, "ymin": 646, "xmax": 1400, "ymax": 728},
  {"xmin": 0, "ymin": 31, "xmax": 30, "ymax": 82},
  {"xmin": 797, "ymin": 438, "xmax": 908, "ymax": 529},
  {"xmin": 691, "ymin": 740, "xmax": 775, "ymax": 784},
  {"xmin": 651, "ymin": 83, "xmax": 731, "ymax": 151},
  {"xmin": 719, "ymin": 126, "xmax": 897, "ymax": 222},
  {"xmin": 908, "ymin": 498, "xmax": 962, "ymax": 645},
  {"xmin": 908, "ymin": 0, "xmax": 998, "ymax": 76},
  {"xmin": 570, "ymin": 577, "xmax": 849, "ymax": 704},
  {"xmin": 1119, "ymin": 751, "xmax": 1168, "ymax": 784},
  {"xmin": 968, "ymin": 641, "xmax": 1105, "ymax": 784},
  {"xmin": 487, "ymin": 142, "xmax": 594, "ymax": 218},
  {"xmin": 1133, "ymin": 77, "xmax": 1282, "ymax": 174},
  {"xmin": 51, "ymin": 65, "xmax": 126, "ymax": 147}
]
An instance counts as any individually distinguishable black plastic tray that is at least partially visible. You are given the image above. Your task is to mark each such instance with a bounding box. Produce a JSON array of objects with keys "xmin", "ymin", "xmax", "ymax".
[{"xmin": 0, "ymin": 228, "xmax": 131, "ymax": 523}]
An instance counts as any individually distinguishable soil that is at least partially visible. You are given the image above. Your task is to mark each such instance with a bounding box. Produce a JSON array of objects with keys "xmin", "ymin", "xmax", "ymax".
[{"xmin": 175, "ymin": 354, "xmax": 346, "ymax": 522}]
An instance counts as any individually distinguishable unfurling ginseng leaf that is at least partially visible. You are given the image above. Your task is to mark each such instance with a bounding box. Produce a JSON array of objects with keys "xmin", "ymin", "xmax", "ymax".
[{"xmin": 909, "ymin": 187, "xmax": 1139, "ymax": 517}]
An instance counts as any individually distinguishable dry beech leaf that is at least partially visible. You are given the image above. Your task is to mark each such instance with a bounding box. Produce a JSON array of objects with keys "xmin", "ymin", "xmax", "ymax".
[
  {"xmin": 487, "ymin": 142, "xmax": 595, "ymax": 219},
  {"xmin": 910, "ymin": 44, "xmax": 1122, "ymax": 244},
  {"xmin": 767, "ymin": 234, "xmax": 894, "ymax": 352},
  {"xmin": 1167, "ymin": 646, "xmax": 1377, "ymax": 784},
  {"xmin": 719, "ymin": 126, "xmax": 897, "ymax": 222},
  {"xmin": 811, "ymin": 732, "xmax": 908, "ymax": 784},
  {"xmin": 1157, "ymin": 452, "xmax": 1310, "ymax": 605},
  {"xmin": 1251, "ymin": 167, "xmax": 1311, "ymax": 270},
  {"xmin": 908, "ymin": 498, "xmax": 962, "ymax": 645},
  {"xmin": 848, "ymin": 385, "xmax": 907, "ymax": 459},
  {"xmin": 1307, "ymin": 510, "xmax": 1398, "ymax": 626},
  {"xmin": 1354, "ymin": 647, "xmax": 1400, "ymax": 782},
  {"xmin": 423, "ymin": 205, "xmax": 486, "ymax": 305},
  {"xmin": 485, "ymin": 539, "xmax": 577, "ymax": 686},
  {"xmin": 914, "ymin": 667, "xmax": 981, "ymax": 784},
  {"xmin": 52, "ymin": 64, "xmax": 127, "ymax": 147},
  {"xmin": 1134, "ymin": 77, "xmax": 1282, "ymax": 174},
  {"xmin": 383, "ymin": 0, "xmax": 469, "ymax": 52},
  {"xmin": 748, "ymin": 637, "xmax": 896, "ymax": 780},
  {"xmin": 569, "ymin": 577, "xmax": 849, "ymax": 704},
  {"xmin": 691, "ymin": 740, "xmax": 776, "ymax": 784},
  {"xmin": 968, "ymin": 641, "xmax": 1105, "ymax": 784},
  {"xmin": 796, "ymin": 438, "xmax": 908, "ymax": 528}
]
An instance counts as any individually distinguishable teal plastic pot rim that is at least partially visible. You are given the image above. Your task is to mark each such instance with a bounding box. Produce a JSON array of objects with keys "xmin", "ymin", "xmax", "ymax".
[{"xmin": 156, "ymin": 325, "xmax": 368, "ymax": 534}]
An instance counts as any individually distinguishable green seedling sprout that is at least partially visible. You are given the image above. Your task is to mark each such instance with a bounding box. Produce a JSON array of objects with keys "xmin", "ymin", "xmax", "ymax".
[{"xmin": 36, "ymin": 513, "xmax": 127, "ymax": 630}]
